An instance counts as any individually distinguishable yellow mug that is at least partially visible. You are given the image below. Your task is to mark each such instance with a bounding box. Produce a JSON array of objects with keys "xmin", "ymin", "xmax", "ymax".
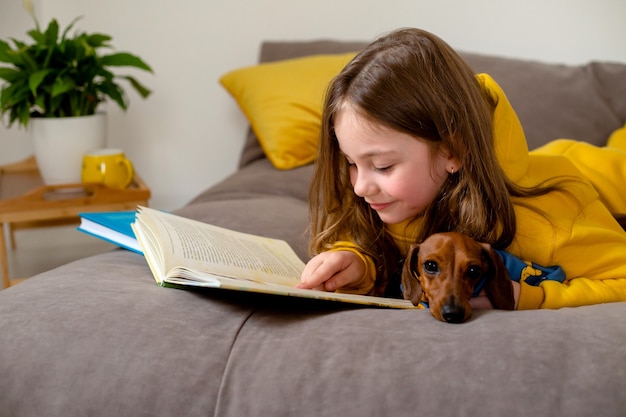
[{"xmin": 82, "ymin": 148, "xmax": 134, "ymax": 189}]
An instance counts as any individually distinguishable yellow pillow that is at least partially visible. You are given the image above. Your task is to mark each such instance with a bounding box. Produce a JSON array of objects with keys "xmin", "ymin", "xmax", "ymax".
[{"xmin": 220, "ymin": 53, "xmax": 357, "ymax": 169}]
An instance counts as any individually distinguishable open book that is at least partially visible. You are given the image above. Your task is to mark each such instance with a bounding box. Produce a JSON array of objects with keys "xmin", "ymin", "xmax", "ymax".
[{"xmin": 132, "ymin": 206, "xmax": 414, "ymax": 309}]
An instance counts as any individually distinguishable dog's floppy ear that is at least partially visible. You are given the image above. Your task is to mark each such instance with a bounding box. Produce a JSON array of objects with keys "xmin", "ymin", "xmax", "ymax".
[
  {"xmin": 401, "ymin": 243, "xmax": 423, "ymax": 306},
  {"xmin": 480, "ymin": 243, "xmax": 515, "ymax": 310}
]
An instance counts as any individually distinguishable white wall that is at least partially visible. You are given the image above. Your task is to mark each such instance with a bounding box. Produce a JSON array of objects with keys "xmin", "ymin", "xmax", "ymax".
[{"xmin": 1, "ymin": 0, "xmax": 625, "ymax": 210}]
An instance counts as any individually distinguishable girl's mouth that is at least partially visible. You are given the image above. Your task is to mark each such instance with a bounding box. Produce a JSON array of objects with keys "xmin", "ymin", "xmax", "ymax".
[{"xmin": 369, "ymin": 202, "xmax": 392, "ymax": 211}]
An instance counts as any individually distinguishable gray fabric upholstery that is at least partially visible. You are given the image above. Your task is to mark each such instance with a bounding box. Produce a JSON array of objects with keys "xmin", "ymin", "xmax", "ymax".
[
  {"xmin": 217, "ymin": 303, "xmax": 626, "ymax": 417},
  {"xmin": 1, "ymin": 39, "xmax": 625, "ymax": 417},
  {"xmin": 0, "ymin": 252, "xmax": 256, "ymax": 416}
]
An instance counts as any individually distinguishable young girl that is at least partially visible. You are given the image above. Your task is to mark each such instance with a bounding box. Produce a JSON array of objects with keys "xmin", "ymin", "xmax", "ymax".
[{"xmin": 297, "ymin": 28, "xmax": 626, "ymax": 310}]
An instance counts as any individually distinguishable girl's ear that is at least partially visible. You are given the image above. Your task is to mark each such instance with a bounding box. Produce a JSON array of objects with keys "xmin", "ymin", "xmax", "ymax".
[{"xmin": 439, "ymin": 145, "xmax": 461, "ymax": 174}]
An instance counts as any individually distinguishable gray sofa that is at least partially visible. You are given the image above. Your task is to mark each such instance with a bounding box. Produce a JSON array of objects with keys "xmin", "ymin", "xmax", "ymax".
[{"xmin": 1, "ymin": 40, "xmax": 625, "ymax": 417}]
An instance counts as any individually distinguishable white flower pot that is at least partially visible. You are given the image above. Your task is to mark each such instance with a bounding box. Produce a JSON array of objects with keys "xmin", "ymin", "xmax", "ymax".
[{"xmin": 31, "ymin": 113, "xmax": 107, "ymax": 185}]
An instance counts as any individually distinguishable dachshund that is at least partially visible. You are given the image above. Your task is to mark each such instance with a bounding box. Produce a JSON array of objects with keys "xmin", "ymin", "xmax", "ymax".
[{"xmin": 401, "ymin": 232, "xmax": 515, "ymax": 323}]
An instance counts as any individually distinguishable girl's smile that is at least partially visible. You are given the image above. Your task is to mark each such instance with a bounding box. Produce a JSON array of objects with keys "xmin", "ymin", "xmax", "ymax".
[
  {"xmin": 367, "ymin": 202, "xmax": 393, "ymax": 211},
  {"xmin": 334, "ymin": 104, "xmax": 458, "ymax": 224}
]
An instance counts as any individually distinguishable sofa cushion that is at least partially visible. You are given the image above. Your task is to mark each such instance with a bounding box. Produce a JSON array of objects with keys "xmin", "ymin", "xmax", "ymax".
[
  {"xmin": 214, "ymin": 300, "xmax": 626, "ymax": 417},
  {"xmin": 221, "ymin": 53, "xmax": 355, "ymax": 170},
  {"xmin": 0, "ymin": 251, "xmax": 258, "ymax": 417},
  {"xmin": 189, "ymin": 158, "xmax": 313, "ymax": 204},
  {"xmin": 238, "ymin": 41, "xmax": 368, "ymax": 167}
]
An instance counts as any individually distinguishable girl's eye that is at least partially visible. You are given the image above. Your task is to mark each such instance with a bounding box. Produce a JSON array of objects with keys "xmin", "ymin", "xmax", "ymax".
[{"xmin": 375, "ymin": 165, "xmax": 392, "ymax": 172}]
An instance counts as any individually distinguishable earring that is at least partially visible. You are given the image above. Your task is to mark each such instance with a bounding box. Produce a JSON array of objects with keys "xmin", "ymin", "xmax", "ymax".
[{"xmin": 449, "ymin": 167, "xmax": 455, "ymax": 174}]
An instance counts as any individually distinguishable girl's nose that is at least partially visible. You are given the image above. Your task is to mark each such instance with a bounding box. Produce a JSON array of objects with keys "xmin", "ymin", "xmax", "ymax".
[{"xmin": 352, "ymin": 171, "xmax": 376, "ymax": 197}]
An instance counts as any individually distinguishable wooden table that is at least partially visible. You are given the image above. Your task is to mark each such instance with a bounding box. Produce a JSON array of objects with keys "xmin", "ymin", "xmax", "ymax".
[{"xmin": 0, "ymin": 156, "xmax": 150, "ymax": 288}]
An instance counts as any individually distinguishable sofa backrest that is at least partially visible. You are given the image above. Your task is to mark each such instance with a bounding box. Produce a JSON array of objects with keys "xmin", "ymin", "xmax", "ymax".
[{"xmin": 239, "ymin": 40, "xmax": 626, "ymax": 167}]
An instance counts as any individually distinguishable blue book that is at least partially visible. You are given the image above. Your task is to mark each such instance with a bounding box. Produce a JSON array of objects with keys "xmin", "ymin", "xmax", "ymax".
[{"xmin": 77, "ymin": 211, "xmax": 143, "ymax": 255}]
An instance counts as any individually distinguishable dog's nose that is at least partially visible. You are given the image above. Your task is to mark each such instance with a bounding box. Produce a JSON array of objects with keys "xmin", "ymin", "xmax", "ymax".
[{"xmin": 441, "ymin": 304, "xmax": 466, "ymax": 323}]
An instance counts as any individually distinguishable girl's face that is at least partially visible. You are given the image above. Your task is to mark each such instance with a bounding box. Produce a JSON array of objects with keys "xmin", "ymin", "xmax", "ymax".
[{"xmin": 335, "ymin": 106, "xmax": 458, "ymax": 225}]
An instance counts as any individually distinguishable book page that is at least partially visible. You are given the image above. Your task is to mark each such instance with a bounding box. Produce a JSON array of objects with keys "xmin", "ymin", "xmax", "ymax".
[
  {"xmin": 135, "ymin": 207, "xmax": 305, "ymax": 287},
  {"xmin": 134, "ymin": 207, "xmax": 416, "ymax": 309}
]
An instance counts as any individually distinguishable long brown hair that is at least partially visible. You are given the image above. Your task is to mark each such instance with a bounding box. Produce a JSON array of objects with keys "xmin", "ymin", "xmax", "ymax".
[{"xmin": 309, "ymin": 28, "xmax": 561, "ymax": 284}]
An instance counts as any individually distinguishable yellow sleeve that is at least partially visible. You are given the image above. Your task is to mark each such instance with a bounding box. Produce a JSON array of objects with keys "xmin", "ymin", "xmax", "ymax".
[
  {"xmin": 518, "ymin": 276, "xmax": 626, "ymax": 310},
  {"xmin": 328, "ymin": 241, "xmax": 377, "ymax": 294},
  {"xmin": 517, "ymin": 198, "xmax": 626, "ymax": 310}
]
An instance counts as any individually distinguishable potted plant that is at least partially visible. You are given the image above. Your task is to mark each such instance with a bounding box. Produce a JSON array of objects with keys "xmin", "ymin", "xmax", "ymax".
[{"xmin": 0, "ymin": 2, "xmax": 153, "ymax": 185}]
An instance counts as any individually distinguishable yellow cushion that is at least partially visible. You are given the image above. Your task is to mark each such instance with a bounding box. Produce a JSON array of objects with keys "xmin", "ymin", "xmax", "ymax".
[{"xmin": 220, "ymin": 53, "xmax": 357, "ymax": 169}]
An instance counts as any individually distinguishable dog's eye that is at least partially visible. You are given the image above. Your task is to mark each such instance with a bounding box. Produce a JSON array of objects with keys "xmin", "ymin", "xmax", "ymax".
[
  {"xmin": 423, "ymin": 261, "xmax": 439, "ymax": 274},
  {"xmin": 467, "ymin": 265, "xmax": 483, "ymax": 280}
]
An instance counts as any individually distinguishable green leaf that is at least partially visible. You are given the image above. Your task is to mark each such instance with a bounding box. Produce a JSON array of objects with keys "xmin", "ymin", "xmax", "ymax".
[
  {"xmin": 28, "ymin": 69, "xmax": 53, "ymax": 95},
  {"xmin": 34, "ymin": 94, "xmax": 46, "ymax": 111},
  {"xmin": 86, "ymin": 33, "xmax": 111, "ymax": 47},
  {"xmin": 48, "ymin": 93, "xmax": 64, "ymax": 115},
  {"xmin": 95, "ymin": 66, "xmax": 115, "ymax": 81},
  {"xmin": 11, "ymin": 38, "xmax": 27, "ymax": 49},
  {"xmin": 0, "ymin": 40, "xmax": 21, "ymax": 64},
  {"xmin": 0, "ymin": 86, "xmax": 10, "ymax": 108},
  {"xmin": 27, "ymin": 28, "xmax": 46, "ymax": 45},
  {"xmin": 43, "ymin": 19, "xmax": 59, "ymax": 46},
  {"xmin": 98, "ymin": 81, "xmax": 126, "ymax": 109},
  {"xmin": 1, "ymin": 82, "xmax": 32, "ymax": 127},
  {"xmin": 19, "ymin": 106, "xmax": 31, "ymax": 126},
  {"xmin": 1, "ymin": 82, "xmax": 30, "ymax": 111},
  {"xmin": 51, "ymin": 76, "xmax": 75, "ymax": 97},
  {"xmin": 61, "ymin": 16, "xmax": 82, "ymax": 41},
  {"xmin": 0, "ymin": 67, "xmax": 22, "ymax": 82},
  {"xmin": 100, "ymin": 52, "xmax": 153, "ymax": 72},
  {"xmin": 123, "ymin": 75, "xmax": 152, "ymax": 98},
  {"xmin": 77, "ymin": 34, "xmax": 96, "ymax": 57},
  {"xmin": 18, "ymin": 48, "xmax": 38, "ymax": 72},
  {"xmin": 42, "ymin": 42, "xmax": 55, "ymax": 68}
]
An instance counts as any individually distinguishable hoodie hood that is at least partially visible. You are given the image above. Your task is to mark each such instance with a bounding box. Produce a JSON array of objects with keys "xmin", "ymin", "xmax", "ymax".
[{"xmin": 476, "ymin": 73, "xmax": 530, "ymax": 183}]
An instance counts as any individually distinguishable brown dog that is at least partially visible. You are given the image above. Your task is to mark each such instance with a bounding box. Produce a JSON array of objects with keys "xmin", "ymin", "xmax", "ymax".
[{"xmin": 401, "ymin": 232, "xmax": 515, "ymax": 323}]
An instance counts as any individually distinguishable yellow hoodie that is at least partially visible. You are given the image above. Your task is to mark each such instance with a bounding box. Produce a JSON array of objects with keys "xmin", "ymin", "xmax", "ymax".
[
  {"xmin": 479, "ymin": 73, "xmax": 626, "ymax": 309},
  {"xmin": 333, "ymin": 74, "xmax": 626, "ymax": 310}
]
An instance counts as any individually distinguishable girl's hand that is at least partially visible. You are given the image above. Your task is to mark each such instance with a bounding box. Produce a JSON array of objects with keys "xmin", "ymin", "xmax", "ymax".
[
  {"xmin": 470, "ymin": 281, "xmax": 521, "ymax": 310},
  {"xmin": 297, "ymin": 251, "xmax": 368, "ymax": 293}
]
